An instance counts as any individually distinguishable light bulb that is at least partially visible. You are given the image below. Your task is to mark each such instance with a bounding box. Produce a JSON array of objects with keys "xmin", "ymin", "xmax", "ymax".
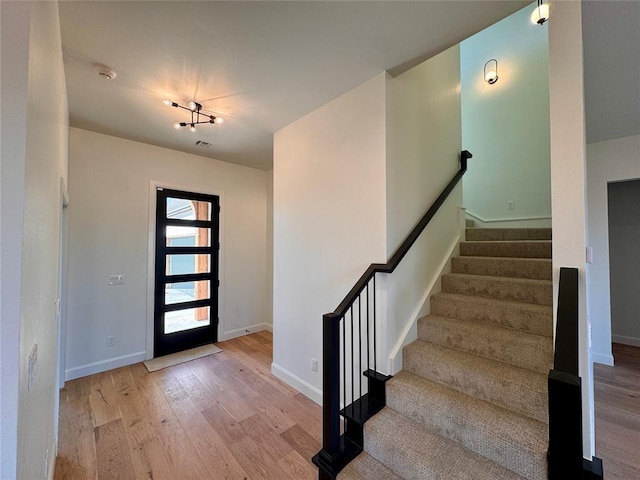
[
  {"xmin": 531, "ymin": 3, "xmax": 549, "ymax": 25},
  {"xmin": 485, "ymin": 70, "xmax": 498, "ymax": 84},
  {"xmin": 187, "ymin": 101, "xmax": 197, "ymax": 111},
  {"xmin": 163, "ymin": 99, "xmax": 172, "ymax": 106},
  {"xmin": 214, "ymin": 117, "xmax": 224, "ymax": 124},
  {"xmin": 173, "ymin": 122, "xmax": 181, "ymax": 129},
  {"xmin": 189, "ymin": 124, "xmax": 196, "ymax": 132}
]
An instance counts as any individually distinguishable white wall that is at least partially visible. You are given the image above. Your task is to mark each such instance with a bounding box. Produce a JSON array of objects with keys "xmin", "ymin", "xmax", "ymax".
[
  {"xmin": 586, "ymin": 134, "xmax": 640, "ymax": 364},
  {"xmin": 0, "ymin": 1, "xmax": 69, "ymax": 478},
  {"xmin": 66, "ymin": 128, "xmax": 269, "ymax": 379},
  {"xmin": 272, "ymin": 74, "xmax": 388, "ymax": 403},
  {"xmin": 385, "ymin": 45, "xmax": 463, "ymax": 373},
  {"xmin": 266, "ymin": 170, "xmax": 274, "ymax": 326},
  {"xmin": 461, "ymin": 4, "xmax": 551, "ymax": 226},
  {"xmin": 548, "ymin": 0, "xmax": 594, "ymax": 458}
]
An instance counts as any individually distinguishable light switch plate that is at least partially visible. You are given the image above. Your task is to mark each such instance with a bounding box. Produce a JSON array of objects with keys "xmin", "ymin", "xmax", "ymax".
[{"xmin": 109, "ymin": 274, "xmax": 126, "ymax": 285}]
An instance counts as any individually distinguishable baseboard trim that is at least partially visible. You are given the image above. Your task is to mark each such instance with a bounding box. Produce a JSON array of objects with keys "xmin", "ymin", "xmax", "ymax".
[
  {"xmin": 591, "ymin": 352, "xmax": 614, "ymax": 366},
  {"xmin": 465, "ymin": 209, "xmax": 552, "ymax": 228},
  {"xmin": 271, "ymin": 362, "xmax": 322, "ymax": 406},
  {"xmin": 220, "ymin": 322, "xmax": 272, "ymax": 342},
  {"xmin": 388, "ymin": 234, "xmax": 460, "ymax": 374},
  {"xmin": 611, "ymin": 334, "xmax": 640, "ymax": 348},
  {"xmin": 65, "ymin": 351, "xmax": 147, "ymax": 381}
]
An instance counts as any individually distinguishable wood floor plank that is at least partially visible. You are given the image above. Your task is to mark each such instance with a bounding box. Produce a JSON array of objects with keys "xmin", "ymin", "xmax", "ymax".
[
  {"xmin": 595, "ymin": 343, "xmax": 640, "ymax": 479},
  {"xmin": 94, "ymin": 419, "xmax": 136, "ymax": 480},
  {"xmin": 54, "ymin": 395, "xmax": 97, "ymax": 480},
  {"xmin": 277, "ymin": 450, "xmax": 318, "ymax": 480},
  {"xmin": 169, "ymin": 395, "xmax": 250, "ymax": 480},
  {"xmin": 228, "ymin": 435, "xmax": 286, "ymax": 480},
  {"xmin": 89, "ymin": 372, "xmax": 120, "ymax": 428},
  {"xmin": 280, "ymin": 423, "xmax": 322, "ymax": 462},
  {"xmin": 56, "ymin": 332, "xmax": 322, "ymax": 479}
]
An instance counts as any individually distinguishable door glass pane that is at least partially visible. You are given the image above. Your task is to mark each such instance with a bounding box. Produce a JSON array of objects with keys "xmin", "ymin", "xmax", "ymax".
[
  {"xmin": 166, "ymin": 226, "xmax": 210, "ymax": 247},
  {"xmin": 164, "ymin": 306, "xmax": 210, "ymax": 334},
  {"xmin": 166, "ymin": 254, "xmax": 210, "ymax": 275},
  {"xmin": 166, "ymin": 197, "xmax": 211, "ymax": 221},
  {"xmin": 165, "ymin": 280, "xmax": 210, "ymax": 305}
]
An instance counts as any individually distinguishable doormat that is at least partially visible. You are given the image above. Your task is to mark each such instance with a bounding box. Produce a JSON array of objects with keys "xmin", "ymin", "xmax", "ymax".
[{"xmin": 143, "ymin": 344, "xmax": 222, "ymax": 372}]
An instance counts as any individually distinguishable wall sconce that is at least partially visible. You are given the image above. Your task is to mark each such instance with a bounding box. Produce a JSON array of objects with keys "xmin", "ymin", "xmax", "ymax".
[
  {"xmin": 531, "ymin": 0, "xmax": 549, "ymax": 25},
  {"xmin": 484, "ymin": 59, "xmax": 498, "ymax": 85}
]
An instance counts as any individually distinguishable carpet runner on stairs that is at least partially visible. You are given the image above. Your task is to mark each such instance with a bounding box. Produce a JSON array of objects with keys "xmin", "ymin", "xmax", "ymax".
[{"xmin": 338, "ymin": 227, "xmax": 553, "ymax": 480}]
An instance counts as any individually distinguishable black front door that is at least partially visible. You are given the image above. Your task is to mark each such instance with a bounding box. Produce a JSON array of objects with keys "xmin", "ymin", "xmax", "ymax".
[{"xmin": 154, "ymin": 188, "xmax": 219, "ymax": 357}]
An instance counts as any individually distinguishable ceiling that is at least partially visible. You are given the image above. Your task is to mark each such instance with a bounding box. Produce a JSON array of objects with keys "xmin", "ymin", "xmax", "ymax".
[
  {"xmin": 60, "ymin": 2, "xmax": 639, "ymax": 170},
  {"xmin": 59, "ymin": 0, "xmax": 529, "ymax": 170},
  {"xmin": 582, "ymin": 1, "xmax": 640, "ymax": 145}
]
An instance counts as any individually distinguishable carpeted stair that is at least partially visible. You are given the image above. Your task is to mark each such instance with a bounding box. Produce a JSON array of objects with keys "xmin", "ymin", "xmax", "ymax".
[{"xmin": 339, "ymin": 227, "xmax": 553, "ymax": 480}]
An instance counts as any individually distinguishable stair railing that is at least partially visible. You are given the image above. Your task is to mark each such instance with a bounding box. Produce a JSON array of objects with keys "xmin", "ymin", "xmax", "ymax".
[
  {"xmin": 313, "ymin": 150, "xmax": 472, "ymax": 480},
  {"xmin": 548, "ymin": 267, "xmax": 604, "ymax": 479}
]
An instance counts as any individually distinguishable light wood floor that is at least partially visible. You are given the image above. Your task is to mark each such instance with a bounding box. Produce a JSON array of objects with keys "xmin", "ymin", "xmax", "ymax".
[
  {"xmin": 595, "ymin": 343, "xmax": 640, "ymax": 480},
  {"xmin": 55, "ymin": 334, "xmax": 640, "ymax": 480},
  {"xmin": 54, "ymin": 331, "xmax": 322, "ymax": 480}
]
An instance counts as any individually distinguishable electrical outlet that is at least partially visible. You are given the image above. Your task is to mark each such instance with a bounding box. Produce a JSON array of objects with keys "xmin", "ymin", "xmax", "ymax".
[
  {"xmin": 311, "ymin": 357, "xmax": 318, "ymax": 372},
  {"xmin": 507, "ymin": 200, "xmax": 514, "ymax": 210},
  {"xmin": 108, "ymin": 274, "xmax": 126, "ymax": 285},
  {"xmin": 107, "ymin": 336, "xmax": 115, "ymax": 347}
]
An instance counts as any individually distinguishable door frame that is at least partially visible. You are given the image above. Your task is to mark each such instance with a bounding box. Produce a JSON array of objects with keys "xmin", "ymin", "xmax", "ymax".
[{"xmin": 146, "ymin": 180, "xmax": 225, "ymax": 360}]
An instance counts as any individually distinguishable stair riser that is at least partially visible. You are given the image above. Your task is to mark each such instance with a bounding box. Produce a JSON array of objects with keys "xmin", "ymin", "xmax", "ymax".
[
  {"xmin": 460, "ymin": 241, "xmax": 551, "ymax": 259},
  {"xmin": 418, "ymin": 318, "xmax": 552, "ymax": 374},
  {"xmin": 466, "ymin": 228, "xmax": 552, "ymax": 241},
  {"xmin": 386, "ymin": 374, "xmax": 548, "ymax": 480},
  {"xmin": 452, "ymin": 256, "xmax": 552, "ymax": 280},
  {"xmin": 403, "ymin": 342, "xmax": 548, "ymax": 423},
  {"xmin": 431, "ymin": 294, "xmax": 553, "ymax": 337},
  {"xmin": 442, "ymin": 274, "xmax": 553, "ymax": 306}
]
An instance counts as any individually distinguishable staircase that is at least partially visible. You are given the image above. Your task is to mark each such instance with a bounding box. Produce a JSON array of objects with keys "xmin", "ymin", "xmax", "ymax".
[{"xmin": 338, "ymin": 227, "xmax": 553, "ymax": 480}]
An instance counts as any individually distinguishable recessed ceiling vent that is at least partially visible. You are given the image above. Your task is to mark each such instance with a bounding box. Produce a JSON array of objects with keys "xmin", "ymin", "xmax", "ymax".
[
  {"xmin": 195, "ymin": 140, "xmax": 212, "ymax": 148},
  {"xmin": 93, "ymin": 63, "xmax": 117, "ymax": 80}
]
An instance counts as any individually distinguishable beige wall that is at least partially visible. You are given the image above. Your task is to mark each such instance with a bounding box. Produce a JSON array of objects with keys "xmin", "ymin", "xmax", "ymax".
[
  {"xmin": 586, "ymin": 134, "xmax": 640, "ymax": 365},
  {"xmin": 385, "ymin": 44, "xmax": 463, "ymax": 373},
  {"xmin": 66, "ymin": 128, "xmax": 269, "ymax": 379},
  {"xmin": 272, "ymin": 74, "xmax": 388, "ymax": 402},
  {"xmin": 1, "ymin": 1, "xmax": 69, "ymax": 478}
]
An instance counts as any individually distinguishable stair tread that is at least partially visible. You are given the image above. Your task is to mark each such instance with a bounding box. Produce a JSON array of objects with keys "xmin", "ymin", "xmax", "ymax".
[
  {"xmin": 418, "ymin": 314, "xmax": 552, "ymax": 373},
  {"xmin": 442, "ymin": 273, "xmax": 552, "ymax": 306},
  {"xmin": 465, "ymin": 229, "xmax": 552, "ymax": 242},
  {"xmin": 364, "ymin": 408, "xmax": 527, "ymax": 480},
  {"xmin": 452, "ymin": 255, "xmax": 552, "ymax": 280},
  {"xmin": 460, "ymin": 240, "xmax": 552, "ymax": 259},
  {"xmin": 386, "ymin": 370, "xmax": 548, "ymax": 479},
  {"xmin": 444, "ymin": 272, "xmax": 552, "ymax": 286},
  {"xmin": 431, "ymin": 292, "xmax": 553, "ymax": 336},
  {"xmin": 403, "ymin": 340, "xmax": 548, "ymax": 423},
  {"xmin": 338, "ymin": 452, "xmax": 403, "ymax": 480}
]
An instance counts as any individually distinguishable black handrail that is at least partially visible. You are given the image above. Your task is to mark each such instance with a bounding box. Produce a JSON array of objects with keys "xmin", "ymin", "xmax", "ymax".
[
  {"xmin": 313, "ymin": 150, "xmax": 471, "ymax": 480},
  {"xmin": 548, "ymin": 268, "xmax": 603, "ymax": 480},
  {"xmin": 327, "ymin": 149, "xmax": 472, "ymax": 321}
]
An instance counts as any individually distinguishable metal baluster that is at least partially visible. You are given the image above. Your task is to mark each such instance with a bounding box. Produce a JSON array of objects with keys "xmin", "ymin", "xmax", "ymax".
[
  {"xmin": 373, "ymin": 275, "xmax": 377, "ymax": 373},
  {"xmin": 342, "ymin": 315, "xmax": 346, "ymax": 423},
  {"xmin": 366, "ymin": 282, "xmax": 370, "ymax": 374},
  {"xmin": 358, "ymin": 293, "xmax": 362, "ymax": 412},
  {"xmin": 350, "ymin": 308, "xmax": 354, "ymax": 408}
]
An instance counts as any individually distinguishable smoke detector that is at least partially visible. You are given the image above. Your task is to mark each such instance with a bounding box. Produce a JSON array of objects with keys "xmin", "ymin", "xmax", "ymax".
[{"xmin": 93, "ymin": 63, "xmax": 117, "ymax": 80}]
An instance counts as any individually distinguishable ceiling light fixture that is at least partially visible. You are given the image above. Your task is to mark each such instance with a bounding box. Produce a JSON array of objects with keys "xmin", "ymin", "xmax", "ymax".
[
  {"xmin": 163, "ymin": 99, "xmax": 223, "ymax": 132},
  {"xmin": 484, "ymin": 59, "xmax": 499, "ymax": 85},
  {"xmin": 531, "ymin": 0, "xmax": 549, "ymax": 25}
]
